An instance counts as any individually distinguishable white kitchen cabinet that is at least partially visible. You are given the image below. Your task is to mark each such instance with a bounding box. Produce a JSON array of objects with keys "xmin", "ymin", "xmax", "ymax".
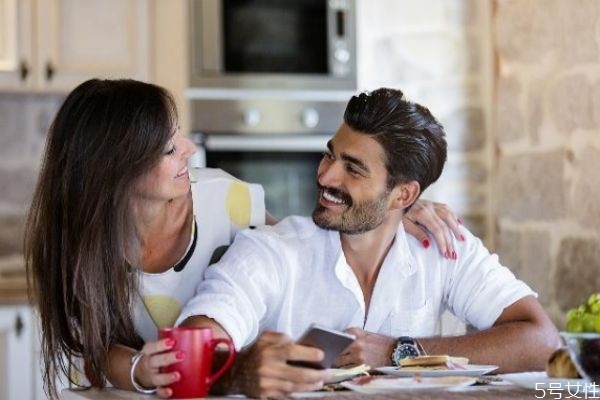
[
  {"xmin": 0, "ymin": 0, "xmax": 150, "ymax": 92},
  {"xmin": 0, "ymin": 305, "xmax": 36, "ymax": 400},
  {"xmin": 0, "ymin": 0, "xmax": 34, "ymax": 89}
]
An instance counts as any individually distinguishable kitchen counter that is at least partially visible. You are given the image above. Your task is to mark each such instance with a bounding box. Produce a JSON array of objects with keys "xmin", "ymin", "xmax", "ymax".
[{"xmin": 0, "ymin": 255, "xmax": 29, "ymax": 304}]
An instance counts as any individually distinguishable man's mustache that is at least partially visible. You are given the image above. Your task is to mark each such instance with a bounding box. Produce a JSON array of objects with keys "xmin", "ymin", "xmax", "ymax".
[{"xmin": 317, "ymin": 183, "xmax": 353, "ymax": 206}]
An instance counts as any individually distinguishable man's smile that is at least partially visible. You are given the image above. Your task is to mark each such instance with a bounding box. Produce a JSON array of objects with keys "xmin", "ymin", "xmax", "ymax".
[{"xmin": 319, "ymin": 187, "xmax": 352, "ymax": 208}]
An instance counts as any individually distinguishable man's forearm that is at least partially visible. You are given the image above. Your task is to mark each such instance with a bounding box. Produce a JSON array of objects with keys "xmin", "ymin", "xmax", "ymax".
[{"xmin": 419, "ymin": 319, "xmax": 560, "ymax": 373}]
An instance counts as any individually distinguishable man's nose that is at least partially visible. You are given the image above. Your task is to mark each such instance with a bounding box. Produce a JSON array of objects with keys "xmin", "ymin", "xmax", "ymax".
[{"xmin": 317, "ymin": 161, "xmax": 343, "ymax": 188}]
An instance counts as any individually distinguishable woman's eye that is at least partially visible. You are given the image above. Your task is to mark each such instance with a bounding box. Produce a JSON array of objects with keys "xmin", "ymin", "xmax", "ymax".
[{"xmin": 164, "ymin": 145, "xmax": 176, "ymax": 155}]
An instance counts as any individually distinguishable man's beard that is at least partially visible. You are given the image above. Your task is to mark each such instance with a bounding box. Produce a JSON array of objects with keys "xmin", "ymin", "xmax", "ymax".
[{"xmin": 312, "ymin": 184, "xmax": 391, "ymax": 234}]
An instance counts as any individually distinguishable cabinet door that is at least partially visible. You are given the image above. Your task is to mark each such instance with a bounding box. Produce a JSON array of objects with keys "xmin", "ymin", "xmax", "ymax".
[
  {"xmin": 0, "ymin": 0, "xmax": 35, "ymax": 89},
  {"xmin": 0, "ymin": 306, "xmax": 33, "ymax": 400},
  {"xmin": 36, "ymin": 0, "xmax": 150, "ymax": 91}
]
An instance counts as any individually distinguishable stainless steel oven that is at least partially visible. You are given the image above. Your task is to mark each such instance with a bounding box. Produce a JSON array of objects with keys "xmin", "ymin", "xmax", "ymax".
[
  {"xmin": 189, "ymin": 0, "xmax": 356, "ymax": 90},
  {"xmin": 190, "ymin": 97, "xmax": 347, "ymax": 219}
]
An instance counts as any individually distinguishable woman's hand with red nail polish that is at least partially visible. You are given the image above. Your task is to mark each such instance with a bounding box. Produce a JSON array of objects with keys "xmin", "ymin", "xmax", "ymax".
[
  {"xmin": 135, "ymin": 339, "xmax": 185, "ymax": 398},
  {"xmin": 402, "ymin": 199, "xmax": 464, "ymax": 257}
]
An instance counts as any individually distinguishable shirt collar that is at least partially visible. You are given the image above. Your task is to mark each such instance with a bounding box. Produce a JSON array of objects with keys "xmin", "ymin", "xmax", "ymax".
[{"xmin": 328, "ymin": 221, "xmax": 417, "ymax": 286}]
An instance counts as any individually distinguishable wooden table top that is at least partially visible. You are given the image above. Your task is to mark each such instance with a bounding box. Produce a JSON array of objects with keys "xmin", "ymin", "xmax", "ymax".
[{"xmin": 60, "ymin": 384, "xmax": 545, "ymax": 400}]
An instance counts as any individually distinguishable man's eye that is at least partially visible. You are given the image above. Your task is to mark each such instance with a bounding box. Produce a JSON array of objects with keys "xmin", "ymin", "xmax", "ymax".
[{"xmin": 346, "ymin": 165, "xmax": 361, "ymax": 176}]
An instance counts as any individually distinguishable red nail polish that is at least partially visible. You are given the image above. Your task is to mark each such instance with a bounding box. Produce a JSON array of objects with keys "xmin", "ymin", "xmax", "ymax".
[
  {"xmin": 460, "ymin": 234, "xmax": 465, "ymax": 241},
  {"xmin": 422, "ymin": 239, "xmax": 430, "ymax": 248},
  {"xmin": 457, "ymin": 218, "xmax": 463, "ymax": 225},
  {"xmin": 176, "ymin": 350, "xmax": 185, "ymax": 360},
  {"xmin": 174, "ymin": 372, "xmax": 181, "ymax": 380},
  {"xmin": 452, "ymin": 251, "xmax": 457, "ymax": 259},
  {"xmin": 165, "ymin": 338, "xmax": 175, "ymax": 348}
]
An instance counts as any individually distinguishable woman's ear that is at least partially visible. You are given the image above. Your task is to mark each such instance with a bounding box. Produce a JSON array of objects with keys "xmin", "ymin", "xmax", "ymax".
[{"xmin": 390, "ymin": 181, "xmax": 421, "ymax": 210}]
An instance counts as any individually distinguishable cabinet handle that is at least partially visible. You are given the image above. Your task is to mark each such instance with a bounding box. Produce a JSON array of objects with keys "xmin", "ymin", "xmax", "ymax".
[
  {"xmin": 14, "ymin": 314, "xmax": 24, "ymax": 338},
  {"xmin": 46, "ymin": 61, "xmax": 55, "ymax": 81},
  {"xmin": 19, "ymin": 60, "xmax": 29, "ymax": 81}
]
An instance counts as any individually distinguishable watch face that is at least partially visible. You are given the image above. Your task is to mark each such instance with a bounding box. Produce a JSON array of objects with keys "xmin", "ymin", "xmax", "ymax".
[{"xmin": 393, "ymin": 343, "xmax": 420, "ymax": 364}]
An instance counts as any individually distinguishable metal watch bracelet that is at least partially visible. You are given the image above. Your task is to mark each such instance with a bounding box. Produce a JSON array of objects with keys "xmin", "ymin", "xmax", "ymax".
[{"xmin": 130, "ymin": 351, "xmax": 157, "ymax": 394}]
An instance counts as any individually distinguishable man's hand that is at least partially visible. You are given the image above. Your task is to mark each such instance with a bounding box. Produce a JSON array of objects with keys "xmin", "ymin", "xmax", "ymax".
[
  {"xmin": 403, "ymin": 199, "xmax": 464, "ymax": 258},
  {"xmin": 232, "ymin": 331, "xmax": 330, "ymax": 399},
  {"xmin": 333, "ymin": 327, "xmax": 396, "ymax": 368}
]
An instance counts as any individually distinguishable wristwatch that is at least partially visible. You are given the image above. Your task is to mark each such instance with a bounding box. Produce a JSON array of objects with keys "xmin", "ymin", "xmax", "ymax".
[{"xmin": 391, "ymin": 336, "xmax": 424, "ymax": 366}]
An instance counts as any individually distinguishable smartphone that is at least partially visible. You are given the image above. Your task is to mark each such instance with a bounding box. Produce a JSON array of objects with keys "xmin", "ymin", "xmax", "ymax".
[{"xmin": 287, "ymin": 324, "xmax": 356, "ymax": 369}]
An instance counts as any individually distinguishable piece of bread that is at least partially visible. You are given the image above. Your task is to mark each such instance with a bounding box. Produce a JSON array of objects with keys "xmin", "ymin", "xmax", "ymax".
[
  {"xmin": 400, "ymin": 355, "xmax": 469, "ymax": 369},
  {"xmin": 546, "ymin": 348, "xmax": 580, "ymax": 379}
]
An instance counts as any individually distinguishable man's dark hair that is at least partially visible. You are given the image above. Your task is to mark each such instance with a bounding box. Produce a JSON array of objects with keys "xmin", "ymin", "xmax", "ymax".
[{"xmin": 343, "ymin": 88, "xmax": 447, "ymax": 195}]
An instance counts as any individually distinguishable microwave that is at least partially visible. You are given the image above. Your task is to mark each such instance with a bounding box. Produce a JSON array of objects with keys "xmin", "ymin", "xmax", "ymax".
[{"xmin": 189, "ymin": 0, "xmax": 357, "ymax": 90}]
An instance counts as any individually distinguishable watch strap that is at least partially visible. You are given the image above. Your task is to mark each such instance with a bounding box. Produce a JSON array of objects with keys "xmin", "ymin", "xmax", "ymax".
[{"xmin": 399, "ymin": 336, "xmax": 426, "ymax": 355}]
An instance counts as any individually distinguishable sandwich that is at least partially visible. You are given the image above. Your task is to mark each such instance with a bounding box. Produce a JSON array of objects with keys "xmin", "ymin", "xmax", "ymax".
[{"xmin": 398, "ymin": 355, "xmax": 470, "ymax": 371}]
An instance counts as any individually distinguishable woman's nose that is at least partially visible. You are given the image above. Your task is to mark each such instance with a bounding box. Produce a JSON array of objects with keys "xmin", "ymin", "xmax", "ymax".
[{"xmin": 181, "ymin": 135, "xmax": 197, "ymax": 159}]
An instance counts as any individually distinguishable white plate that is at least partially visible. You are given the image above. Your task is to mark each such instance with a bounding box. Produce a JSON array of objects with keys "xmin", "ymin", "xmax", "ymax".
[
  {"xmin": 501, "ymin": 371, "xmax": 598, "ymax": 393},
  {"xmin": 376, "ymin": 364, "xmax": 498, "ymax": 377},
  {"xmin": 341, "ymin": 376, "xmax": 477, "ymax": 394}
]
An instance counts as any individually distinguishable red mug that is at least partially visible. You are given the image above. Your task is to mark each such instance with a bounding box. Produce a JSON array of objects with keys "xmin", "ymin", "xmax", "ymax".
[{"xmin": 158, "ymin": 327, "xmax": 236, "ymax": 399}]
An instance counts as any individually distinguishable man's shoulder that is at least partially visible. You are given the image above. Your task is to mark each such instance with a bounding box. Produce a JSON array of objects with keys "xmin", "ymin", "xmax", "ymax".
[
  {"xmin": 253, "ymin": 216, "xmax": 323, "ymax": 240},
  {"xmin": 397, "ymin": 224, "xmax": 483, "ymax": 274},
  {"xmin": 229, "ymin": 216, "xmax": 330, "ymax": 264},
  {"xmin": 243, "ymin": 216, "xmax": 328, "ymax": 245}
]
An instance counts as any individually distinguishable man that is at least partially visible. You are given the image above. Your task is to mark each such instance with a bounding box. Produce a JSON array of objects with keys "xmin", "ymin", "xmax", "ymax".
[{"xmin": 179, "ymin": 88, "xmax": 560, "ymax": 398}]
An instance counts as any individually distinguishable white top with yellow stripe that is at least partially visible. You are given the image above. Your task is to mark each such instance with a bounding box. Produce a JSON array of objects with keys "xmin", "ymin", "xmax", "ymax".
[{"xmin": 132, "ymin": 168, "xmax": 266, "ymax": 341}]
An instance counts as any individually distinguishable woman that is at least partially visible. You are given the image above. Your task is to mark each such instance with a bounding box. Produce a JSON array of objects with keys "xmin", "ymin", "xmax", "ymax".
[{"xmin": 25, "ymin": 79, "xmax": 461, "ymax": 399}]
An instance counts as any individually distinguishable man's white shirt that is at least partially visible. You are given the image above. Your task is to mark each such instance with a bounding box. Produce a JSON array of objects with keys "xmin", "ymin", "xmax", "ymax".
[{"xmin": 177, "ymin": 216, "xmax": 535, "ymax": 350}]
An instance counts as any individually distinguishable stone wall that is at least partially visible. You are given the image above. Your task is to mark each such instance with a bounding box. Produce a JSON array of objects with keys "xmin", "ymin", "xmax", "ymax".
[
  {"xmin": 357, "ymin": 0, "xmax": 492, "ymax": 242},
  {"xmin": 493, "ymin": 0, "xmax": 600, "ymax": 327}
]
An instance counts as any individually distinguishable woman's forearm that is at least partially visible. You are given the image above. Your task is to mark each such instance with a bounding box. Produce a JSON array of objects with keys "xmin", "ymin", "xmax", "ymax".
[{"xmin": 106, "ymin": 344, "xmax": 138, "ymax": 390}]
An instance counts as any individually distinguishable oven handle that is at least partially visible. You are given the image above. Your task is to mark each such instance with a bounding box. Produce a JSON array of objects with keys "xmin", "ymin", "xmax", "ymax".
[{"xmin": 194, "ymin": 134, "xmax": 329, "ymax": 152}]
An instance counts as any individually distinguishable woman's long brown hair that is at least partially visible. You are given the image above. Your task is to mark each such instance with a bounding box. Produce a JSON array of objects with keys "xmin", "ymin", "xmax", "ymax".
[{"xmin": 24, "ymin": 79, "xmax": 178, "ymax": 398}]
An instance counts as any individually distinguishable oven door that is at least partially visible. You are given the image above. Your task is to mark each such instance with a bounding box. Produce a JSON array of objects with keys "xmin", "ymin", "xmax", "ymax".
[{"xmin": 192, "ymin": 134, "xmax": 327, "ymax": 219}]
